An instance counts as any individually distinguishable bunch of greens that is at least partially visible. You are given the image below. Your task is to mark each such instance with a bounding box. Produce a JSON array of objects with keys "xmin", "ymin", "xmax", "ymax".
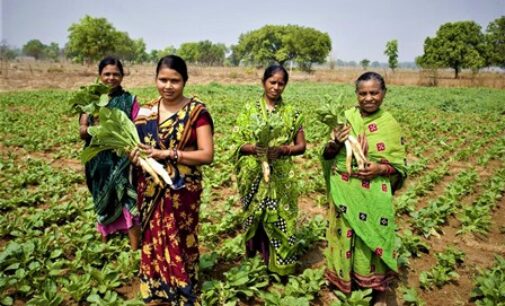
[
  {"xmin": 316, "ymin": 94, "xmax": 347, "ymax": 132},
  {"xmin": 316, "ymin": 94, "xmax": 367, "ymax": 174},
  {"xmin": 68, "ymin": 81, "xmax": 110, "ymax": 115},
  {"xmin": 81, "ymin": 107, "xmax": 171, "ymax": 187},
  {"xmin": 248, "ymin": 111, "xmax": 291, "ymax": 183}
]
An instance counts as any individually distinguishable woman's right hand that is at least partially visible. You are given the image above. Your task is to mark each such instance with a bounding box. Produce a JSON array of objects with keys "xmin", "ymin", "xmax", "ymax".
[
  {"xmin": 128, "ymin": 147, "xmax": 141, "ymax": 166},
  {"xmin": 333, "ymin": 125, "xmax": 351, "ymax": 144}
]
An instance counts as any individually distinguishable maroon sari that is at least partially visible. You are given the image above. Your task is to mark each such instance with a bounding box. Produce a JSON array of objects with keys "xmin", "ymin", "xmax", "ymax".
[{"xmin": 134, "ymin": 98, "xmax": 212, "ymax": 305}]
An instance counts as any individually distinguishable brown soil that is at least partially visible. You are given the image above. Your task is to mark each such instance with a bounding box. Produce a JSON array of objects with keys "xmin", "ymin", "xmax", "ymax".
[{"xmin": 1, "ymin": 60, "xmax": 504, "ymax": 92}]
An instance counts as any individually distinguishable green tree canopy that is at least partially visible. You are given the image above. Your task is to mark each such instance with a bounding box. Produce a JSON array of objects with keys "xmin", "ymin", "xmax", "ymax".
[
  {"xmin": 177, "ymin": 40, "xmax": 227, "ymax": 66},
  {"xmin": 66, "ymin": 15, "xmax": 144, "ymax": 64},
  {"xmin": 485, "ymin": 16, "xmax": 505, "ymax": 68},
  {"xmin": 360, "ymin": 59, "xmax": 370, "ymax": 70},
  {"xmin": 384, "ymin": 39, "xmax": 399, "ymax": 71},
  {"xmin": 232, "ymin": 24, "xmax": 331, "ymax": 71},
  {"xmin": 22, "ymin": 39, "xmax": 46, "ymax": 59},
  {"xmin": 416, "ymin": 21, "xmax": 486, "ymax": 78}
]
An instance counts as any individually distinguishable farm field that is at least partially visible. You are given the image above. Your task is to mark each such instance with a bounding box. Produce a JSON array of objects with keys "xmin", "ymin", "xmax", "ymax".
[{"xmin": 1, "ymin": 82, "xmax": 505, "ymax": 306}]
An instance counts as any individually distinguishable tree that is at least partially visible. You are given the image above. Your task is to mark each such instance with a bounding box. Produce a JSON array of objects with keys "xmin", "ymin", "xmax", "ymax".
[
  {"xmin": 177, "ymin": 40, "xmax": 226, "ymax": 66},
  {"xmin": 233, "ymin": 24, "xmax": 331, "ymax": 71},
  {"xmin": 177, "ymin": 42, "xmax": 200, "ymax": 63},
  {"xmin": 360, "ymin": 59, "xmax": 370, "ymax": 70},
  {"xmin": 384, "ymin": 39, "xmax": 398, "ymax": 71},
  {"xmin": 66, "ymin": 15, "xmax": 137, "ymax": 64},
  {"xmin": 0, "ymin": 41, "xmax": 18, "ymax": 60},
  {"xmin": 416, "ymin": 21, "xmax": 486, "ymax": 78},
  {"xmin": 485, "ymin": 16, "xmax": 505, "ymax": 68},
  {"xmin": 44, "ymin": 42, "xmax": 61, "ymax": 61},
  {"xmin": 22, "ymin": 39, "xmax": 46, "ymax": 59}
]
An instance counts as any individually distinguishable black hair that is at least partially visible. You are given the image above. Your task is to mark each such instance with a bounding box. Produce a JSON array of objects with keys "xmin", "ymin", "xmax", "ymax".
[
  {"xmin": 355, "ymin": 71, "xmax": 387, "ymax": 92},
  {"xmin": 262, "ymin": 64, "xmax": 289, "ymax": 85},
  {"xmin": 156, "ymin": 55, "xmax": 188, "ymax": 83},
  {"xmin": 98, "ymin": 56, "xmax": 124, "ymax": 76}
]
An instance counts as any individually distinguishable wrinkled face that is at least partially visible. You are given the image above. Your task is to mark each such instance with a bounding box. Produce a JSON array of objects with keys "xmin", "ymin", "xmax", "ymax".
[
  {"xmin": 263, "ymin": 71, "xmax": 286, "ymax": 102},
  {"xmin": 356, "ymin": 79, "xmax": 385, "ymax": 115},
  {"xmin": 156, "ymin": 67, "xmax": 185, "ymax": 102},
  {"xmin": 99, "ymin": 64, "xmax": 123, "ymax": 88}
]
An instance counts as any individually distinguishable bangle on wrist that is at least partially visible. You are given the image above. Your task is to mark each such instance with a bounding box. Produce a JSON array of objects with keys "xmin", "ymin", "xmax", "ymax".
[{"xmin": 173, "ymin": 149, "xmax": 179, "ymax": 162}]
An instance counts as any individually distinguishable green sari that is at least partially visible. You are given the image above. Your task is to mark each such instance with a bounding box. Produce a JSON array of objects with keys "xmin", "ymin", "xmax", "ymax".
[
  {"xmin": 233, "ymin": 98, "xmax": 303, "ymax": 275},
  {"xmin": 84, "ymin": 89, "xmax": 138, "ymax": 226},
  {"xmin": 321, "ymin": 106, "xmax": 407, "ymax": 293}
]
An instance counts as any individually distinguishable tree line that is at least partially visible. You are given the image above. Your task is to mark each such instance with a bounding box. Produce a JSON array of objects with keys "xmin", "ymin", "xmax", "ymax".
[{"xmin": 1, "ymin": 15, "xmax": 504, "ymax": 76}]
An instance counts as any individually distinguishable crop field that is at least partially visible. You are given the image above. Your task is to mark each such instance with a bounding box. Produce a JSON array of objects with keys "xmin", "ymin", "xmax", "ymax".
[{"xmin": 1, "ymin": 82, "xmax": 504, "ymax": 305}]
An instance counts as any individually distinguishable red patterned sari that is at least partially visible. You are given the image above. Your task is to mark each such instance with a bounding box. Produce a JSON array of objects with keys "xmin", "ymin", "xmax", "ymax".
[{"xmin": 134, "ymin": 98, "xmax": 212, "ymax": 305}]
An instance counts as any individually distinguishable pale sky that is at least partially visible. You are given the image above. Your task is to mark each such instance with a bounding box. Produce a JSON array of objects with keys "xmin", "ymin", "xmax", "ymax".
[{"xmin": 2, "ymin": 0, "xmax": 504, "ymax": 62}]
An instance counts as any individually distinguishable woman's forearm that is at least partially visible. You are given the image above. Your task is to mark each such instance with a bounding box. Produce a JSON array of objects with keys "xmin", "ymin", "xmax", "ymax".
[{"xmin": 177, "ymin": 149, "xmax": 213, "ymax": 166}]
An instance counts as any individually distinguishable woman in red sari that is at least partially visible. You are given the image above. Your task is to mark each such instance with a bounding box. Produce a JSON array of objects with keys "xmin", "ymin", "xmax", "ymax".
[{"xmin": 131, "ymin": 55, "xmax": 214, "ymax": 305}]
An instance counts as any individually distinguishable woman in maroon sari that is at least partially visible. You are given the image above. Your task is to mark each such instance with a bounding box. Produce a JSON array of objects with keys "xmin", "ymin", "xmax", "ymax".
[{"xmin": 131, "ymin": 55, "xmax": 214, "ymax": 305}]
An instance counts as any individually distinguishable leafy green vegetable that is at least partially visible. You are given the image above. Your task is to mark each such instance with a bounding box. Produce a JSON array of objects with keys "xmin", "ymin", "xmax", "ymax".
[
  {"xmin": 81, "ymin": 107, "xmax": 171, "ymax": 186},
  {"xmin": 68, "ymin": 81, "xmax": 110, "ymax": 115},
  {"xmin": 315, "ymin": 94, "xmax": 347, "ymax": 131}
]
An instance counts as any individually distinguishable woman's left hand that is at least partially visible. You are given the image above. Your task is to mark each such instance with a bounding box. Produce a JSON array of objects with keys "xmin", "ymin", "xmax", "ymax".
[
  {"xmin": 353, "ymin": 162, "xmax": 385, "ymax": 180},
  {"xmin": 140, "ymin": 144, "xmax": 170, "ymax": 160}
]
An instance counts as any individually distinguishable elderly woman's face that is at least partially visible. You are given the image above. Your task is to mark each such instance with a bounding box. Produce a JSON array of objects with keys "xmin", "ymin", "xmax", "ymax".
[{"xmin": 356, "ymin": 79, "xmax": 385, "ymax": 115}]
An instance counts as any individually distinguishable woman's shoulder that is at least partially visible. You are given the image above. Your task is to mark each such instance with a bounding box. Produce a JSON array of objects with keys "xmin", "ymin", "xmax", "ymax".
[{"xmin": 135, "ymin": 98, "xmax": 160, "ymax": 123}]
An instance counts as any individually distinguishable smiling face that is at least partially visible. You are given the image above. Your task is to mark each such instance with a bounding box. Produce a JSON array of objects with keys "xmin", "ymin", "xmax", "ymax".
[
  {"xmin": 99, "ymin": 64, "xmax": 123, "ymax": 88},
  {"xmin": 156, "ymin": 67, "xmax": 185, "ymax": 102},
  {"xmin": 356, "ymin": 79, "xmax": 386, "ymax": 116},
  {"xmin": 263, "ymin": 71, "xmax": 287, "ymax": 103}
]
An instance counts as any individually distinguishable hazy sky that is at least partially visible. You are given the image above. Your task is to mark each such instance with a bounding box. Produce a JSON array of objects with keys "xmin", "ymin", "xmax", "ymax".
[{"xmin": 2, "ymin": 0, "xmax": 504, "ymax": 62}]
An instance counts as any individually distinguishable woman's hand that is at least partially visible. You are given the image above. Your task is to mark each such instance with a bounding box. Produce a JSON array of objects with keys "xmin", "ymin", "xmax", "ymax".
[
  {"xmin": 333, "ymin": 125, "xmax": 351, "ymax": 144},
  {"xmin": 353, "ymin": 162, "xmax": 386, "ymax": 180},
  {"xmin": 128, "ymin": 147, "xmax": 141, "ymax": 167},
  {"xmin": 140, "ymin": 143, "xmax": 170, "ymax": 161},
  {"xmin": 266, "ymin": 146, "xmax": 288, "ymax": 161}
]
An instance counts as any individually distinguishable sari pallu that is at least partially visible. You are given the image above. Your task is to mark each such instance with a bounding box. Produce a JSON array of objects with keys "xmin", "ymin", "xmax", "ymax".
[
  {"xmin": 84, "ymin": 88, "xmax": 138, "ymax": 231},
  {"xmin": 321, "ymin": 107, "xmax": 407, "ymax": 293},
  {"xmin": 232, "ymin": 98, "xmax": 303, "ymax": 276},
  {"xmin": 135, "ymin": 98, "xmax": 212, "ymax": 305}
]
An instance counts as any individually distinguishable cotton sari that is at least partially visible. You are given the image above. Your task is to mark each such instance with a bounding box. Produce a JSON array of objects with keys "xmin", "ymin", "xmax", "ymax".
[
  {"xmin": 134, "ymin": 97, "xmax": 212, "ymax": 305},
  {"xmin": 232, "ymin": 98, "xmax": 303, "ymax": 276},
  {"xmin": 321, "ymin": 106, "xmax": 407, "ymax": 293},
  {"xmin": 84, "ymin": 87, "xmax": 139, "ymax": 234}
]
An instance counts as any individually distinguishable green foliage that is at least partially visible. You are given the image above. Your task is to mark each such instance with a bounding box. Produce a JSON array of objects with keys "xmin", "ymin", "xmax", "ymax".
[
  {"xmin": 359, "ymin": 59, "xmax": 370, "ymax": 70},
  {"xmin": 66, "ymin": 15, "xmax": 146, "ymax": 64},
  {"xmin": 419, "ymin": 247, "xmax": 464, "ymax": 289},
  {"xmin": 233, "ymin": 24, "xmax": 331, "ymax": 71},
  {"xmin": 259, "ymin": 268, "xmax": 325, "ymax": 305},
  {"xmin": 315, "ymin": 94, "xmax": 346, "ymax": 131},
  {"xmin": 81, "ymin": 107, "xmax": 140, "ymax": 163},
  {"xmin": 22, "ymin": 39, "xmax": 46, "ymax": 60},
  {"xmin": 384, "ymin": 39, "xmax": 399, "ymax": 71},
  {"xmin": 331, "ymin": 289, "xmax": 373, "ymax": 306},
  {"xmin": 416, "ymin": 21, "xmax": 486, "ymax": 78},
  {"xmin": 471, "ymin": 256, "xmax": 505, "ymax": 306},
  {"xmin": 178, "ymin": 40, "xmax": 227, "ymax": 66},
  {"xmin": 485, "ymin": 16, "xmax": 505, "ymax": 68},
  {"xmin": 68, "ymin": 81, "xmax": 110, "ymax": 115},
  {"xmin": 400, "ymin": 286, "xmax": 426, "ymax": 306}
]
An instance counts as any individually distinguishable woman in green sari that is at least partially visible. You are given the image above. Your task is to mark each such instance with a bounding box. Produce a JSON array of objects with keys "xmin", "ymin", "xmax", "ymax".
[
  {"xmin": 322, "ymin": 72, "xmax": 407, "ymax": 305},
  {"xmin": 233, "ymin": 65, "xmax": 306, "ymax": 275},
  {"xmin": 79, "ymin": 56, "xmax": 140, "ymax": 249}
]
